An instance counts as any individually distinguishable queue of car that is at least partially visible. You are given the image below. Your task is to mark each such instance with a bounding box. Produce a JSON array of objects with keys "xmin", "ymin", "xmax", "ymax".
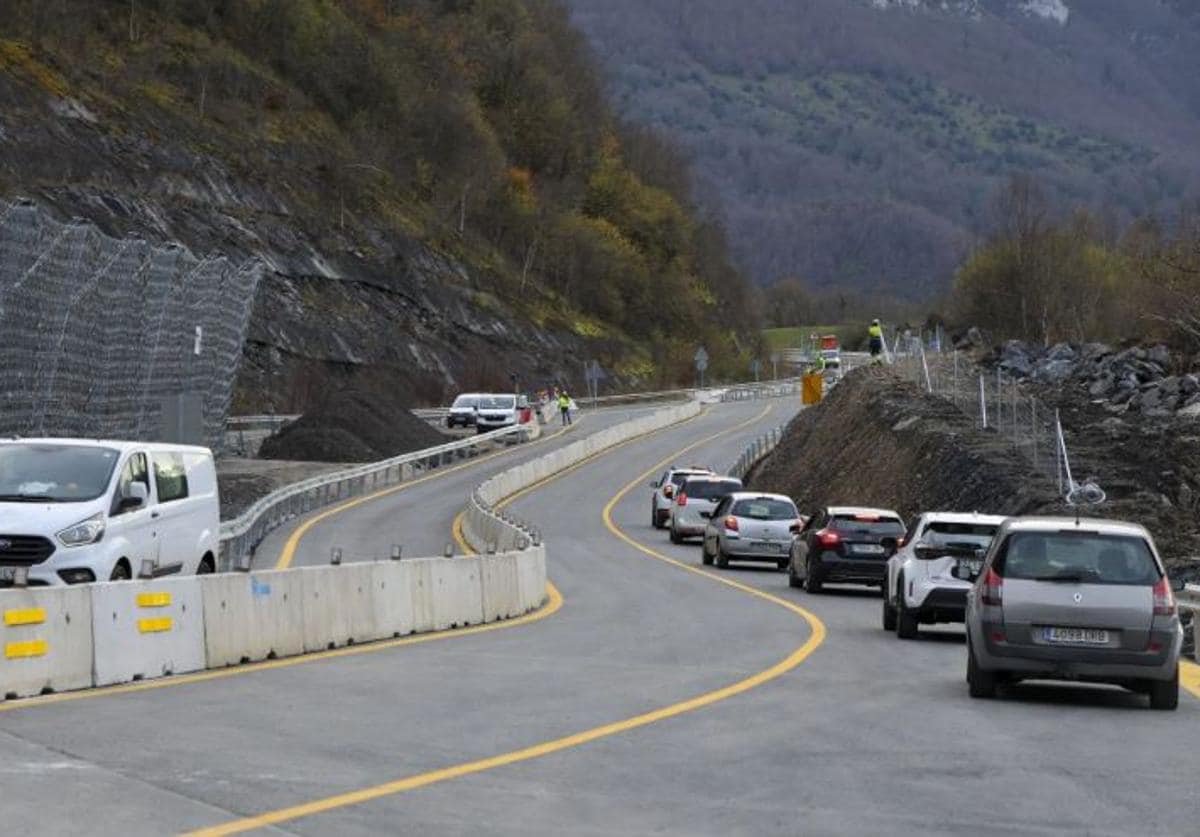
[{"xmin": 649, "ymin": 469, "xmax": 1186, "ymax": 710}]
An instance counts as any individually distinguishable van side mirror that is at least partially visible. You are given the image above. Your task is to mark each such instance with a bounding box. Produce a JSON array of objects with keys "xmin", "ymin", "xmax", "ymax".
[{"xmin": 120, "ymin": 481, "xmax": 148, "ymax": 510}]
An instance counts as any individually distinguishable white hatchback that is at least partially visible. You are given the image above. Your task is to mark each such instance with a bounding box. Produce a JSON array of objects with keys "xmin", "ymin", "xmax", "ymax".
[{"xmin": 0, "ymin": 439, "xmax": 220, "ymax": 586}]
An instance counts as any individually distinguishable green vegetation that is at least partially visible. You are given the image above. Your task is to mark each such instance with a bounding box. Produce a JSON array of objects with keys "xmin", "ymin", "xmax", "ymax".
[{"xmin": 1, "ymin": 0, "xmax": 758, "ymax": 385}]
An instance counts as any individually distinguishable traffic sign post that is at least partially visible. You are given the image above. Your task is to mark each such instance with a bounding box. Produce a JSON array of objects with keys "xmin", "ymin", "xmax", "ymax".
[
  {"xmin": 694, "ymin": 347, "xmax": 708, "ymax": 390},
  {"xmin": 751, "ymin": 358, "xmax": 761, "ymax": 383}
]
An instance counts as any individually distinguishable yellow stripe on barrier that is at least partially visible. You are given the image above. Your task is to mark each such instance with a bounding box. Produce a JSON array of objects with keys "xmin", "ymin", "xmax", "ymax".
[
  {"xmin": 136, "ymin": 592, "xmax": 172, "ymax": 608},
  {"xmin": 5, "ymin": 639, "xmax": 48, "ymax": 659},
  {"xmin": 3, "ymin": 608, "xmax": 46, "ymax": 627},
  {"xmin": 137, "ymin": 618, "xmax": 173, "ymax": 634}
]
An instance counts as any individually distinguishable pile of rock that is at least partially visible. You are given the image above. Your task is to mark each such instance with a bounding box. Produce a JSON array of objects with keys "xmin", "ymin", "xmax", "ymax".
[{"xmin": 988, "ymin": 341, "xmax": 1200, "ymax": 417}]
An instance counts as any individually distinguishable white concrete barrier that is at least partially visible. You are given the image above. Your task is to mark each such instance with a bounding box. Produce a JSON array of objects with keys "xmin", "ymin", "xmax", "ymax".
[
  {"xmin": 300, "ymin": 564, "xmax": 380, "ymax": 652},
  {"xmin": 201, "ymin": 570, "xmax": 305, "ymax": 667},
  {"xmin": 408, "ymin": 558, "xmax": 437, "ymax": 634},
  {"xmin": 480, "ymin": 553, "xmax": 521, "ymax": 622},
  {"xmin": 91, "ymin": 578, "xmax": 206, "ymax": 687},
  {"xmin": 0, "ymin": 587, "xmax": 93, "ymax": 699},
  {"xmin": 516, "ymin": 548, "xmax": 548, "ymax": 613},
  {"xmin": 371, "ymin": 561, "xmax": 415, "ymax": 639},
  {"xmin": 432, "ymin": 557, "xmax": 485, "ymax": 631}
]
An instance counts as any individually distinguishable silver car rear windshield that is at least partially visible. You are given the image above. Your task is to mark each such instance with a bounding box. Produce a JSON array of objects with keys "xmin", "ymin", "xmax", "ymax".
[
  {"xmin": 732, "ymin": 499, "xmax": 796, "ymax": 520},
  {"xmin": 478, "ymin": 396, "xmax": 515, "ymax": 409},
  {"xmin": 0, "ymin": 444, "xmax": 120, "ymax": 502},
  {"xmin": 682, "ymin": 480, "xmax": 741, "ymax": 500},
  {"xmin": 995, "ymin": 531, "xmax": 1159, "ymax": 585}
]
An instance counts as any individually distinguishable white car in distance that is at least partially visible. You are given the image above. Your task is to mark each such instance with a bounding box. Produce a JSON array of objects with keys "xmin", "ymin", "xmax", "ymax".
[
  {"xmin": 884, "ymin": 512, "xmax": 1007, "ymax": 639},
  {"xmin": 0, "ymin": 439, "xmax": 220, "ymax": 586}
]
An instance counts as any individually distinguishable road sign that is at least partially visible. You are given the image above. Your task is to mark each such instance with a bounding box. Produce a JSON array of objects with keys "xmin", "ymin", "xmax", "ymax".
[{"xmin": 694, "ymin": 347, "xmax": 708, "ymax": 373}]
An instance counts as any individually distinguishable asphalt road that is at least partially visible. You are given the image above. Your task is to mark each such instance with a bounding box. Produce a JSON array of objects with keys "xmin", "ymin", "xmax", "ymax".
[{"xmin": 1, "ymin": 398, "xmax": 1197, "ymax": 836}]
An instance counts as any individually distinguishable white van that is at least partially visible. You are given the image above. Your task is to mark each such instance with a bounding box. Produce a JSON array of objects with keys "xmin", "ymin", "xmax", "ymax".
[
  {"xmin": 474, "ymin": 394, "xmax": 530, "ymax": 433},
  {"xmin": 0, "ymin": 439, "xmax": 220, "ymax": 586}
]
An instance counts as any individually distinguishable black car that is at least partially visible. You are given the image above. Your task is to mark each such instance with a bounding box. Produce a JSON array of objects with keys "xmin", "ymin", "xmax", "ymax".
[{"xmin": 788, "ymin": 506, "xmax": 906, "ymax": 593}]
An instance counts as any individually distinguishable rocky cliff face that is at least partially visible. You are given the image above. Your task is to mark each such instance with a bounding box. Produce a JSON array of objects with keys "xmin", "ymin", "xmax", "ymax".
[{"xmin": 0, "ymin": 74, "xmax": 592, "ymax": 413}]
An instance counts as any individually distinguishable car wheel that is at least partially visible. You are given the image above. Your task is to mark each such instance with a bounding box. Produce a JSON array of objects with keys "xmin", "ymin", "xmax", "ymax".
[
  {"xmin": 776, "ymin": 558, "xmax": 789, "ymax": 571},
  {"xmin": 109, "ymin": 560, "xmax": 131, "ymax": 582},
  {"xmin": 895, "ymin": 576, "xmax": 919, "ymax": 639},
  {"xmin": 967, "ymin": 640, "xmax": 997, "ymax": 699},
  {"xmin": 669, "ymin": 526, "xmax": 683, "ymax": 545},
  {"xmin": 652, "ymin": 507, "xmax": 661, "ymax": 529},
  {"xmin": 715, "ymin": 546, "xmax": 730, "ymax": 569},
  {"xmin": 701, "ymin": 538, "xmax": 714, "ymax": 566},
  {"xmin": 787, "ymin": 557, "xmax": 802, "ymax": 588},
  {"xmin": 803, "ymin": 557, "xmax": 823, "ymax": 594},
  {"xmin": 882, "ymin": 591, "xmax": 897, "ymax": 631},
  {"xmin": 1148, "ymin": 668, "xmax": 1179, "ymax": 711}
]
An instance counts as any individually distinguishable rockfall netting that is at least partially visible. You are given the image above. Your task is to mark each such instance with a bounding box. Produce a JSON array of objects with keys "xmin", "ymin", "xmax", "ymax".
[{"xmin": 0, "ymin": 200, "xmax": 261, "ymax": 450}]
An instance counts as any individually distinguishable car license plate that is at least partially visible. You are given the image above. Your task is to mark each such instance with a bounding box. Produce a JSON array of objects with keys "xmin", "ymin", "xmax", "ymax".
[
  {"xmin": 956, "ymin": 558, "xmax": 983, "ymax": 579},
  {"xmin": 1044, "ymin": 627, "xmax": 1109, "ymax": 645},
  {"xmin": 752, "ymin": 541, "xmax": 780, "ymax": 552},
  {"xmin": 852, "ymin": 544, "xmax": 885, "ymax": 555}
]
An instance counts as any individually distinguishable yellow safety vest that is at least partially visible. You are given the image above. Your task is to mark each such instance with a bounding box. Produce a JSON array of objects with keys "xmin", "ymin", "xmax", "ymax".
[{"xmin": 868, "ymin": 324, "xmax": 883, "ymax": 339}]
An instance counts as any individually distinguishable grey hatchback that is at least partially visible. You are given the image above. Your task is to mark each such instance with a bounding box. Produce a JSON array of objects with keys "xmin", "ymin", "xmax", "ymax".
[
  {"xmin": 965, "ymin": 517, "xmax": 1183, "ymax": 710},
  {"xmin": 701, "ymin": 492, "xmax": 802, "ymax": 570}
]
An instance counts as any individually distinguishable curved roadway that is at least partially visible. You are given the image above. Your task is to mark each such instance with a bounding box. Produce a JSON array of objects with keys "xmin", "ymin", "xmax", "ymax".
[{"xmin": 0, "ymin": 399, "xmax": 1196, "ymax": 836}]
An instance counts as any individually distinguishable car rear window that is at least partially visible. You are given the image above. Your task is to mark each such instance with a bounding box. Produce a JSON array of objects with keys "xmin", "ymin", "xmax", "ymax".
[
  {"xmin": 732, "ymin": 498, "xmax": 797, "ymax": 520},
  {"xmin": 670, "ymin": 471, "xmax": 708, "ymax": 487},
  {"xmin": 922, "ymin": 522, "xmax": 998, "ymax": 549},
  {"xmin": 452, "ymin": 395, "xmax": 479, "ymax": 408},
  {"xmin": 683, "ymin": 479, "xmax": 741, "ymax": 500},
  {"xmin": 995, "ymin": 531, "xmax": 1159, "ymax": 585},
  {"xmin": 832, "ymin": 515, "xmax": 905, "ymax": 536}
]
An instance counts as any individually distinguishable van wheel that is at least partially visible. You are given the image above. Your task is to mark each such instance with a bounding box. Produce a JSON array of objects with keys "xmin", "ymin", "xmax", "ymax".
[
  {"xmin": 197, "ymin": 556, "xmax": 215, "ymax": 575},
  {"xmin": 1148, "ymin": 668, "xmax": 1179, "ymax": 711},
  {"xmin": 967, "ymin": 641, "xmax": 996, "ymax": 699},
  {"xmin": 109, "ymin": 560, "xmax": 131, "ymax": 582}
]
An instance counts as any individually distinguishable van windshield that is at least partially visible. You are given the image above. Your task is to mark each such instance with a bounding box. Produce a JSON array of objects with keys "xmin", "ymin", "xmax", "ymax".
[
  {"xmin": 451, "ymin": 395, "xmax": 479, "ymax": 409},
  {"xmin": 479, "ymin": 396, "xmax": 515, "ymax": 409},
  {"xmin": 996, "ymin": 531, "xmax": 1159, "ymax": 585},
  {"xmin": 0, "ymin": 444, "xmax": 120, "ymax": 502}
]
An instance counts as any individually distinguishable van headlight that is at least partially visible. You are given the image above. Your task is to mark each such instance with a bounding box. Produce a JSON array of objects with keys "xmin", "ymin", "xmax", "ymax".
[{"xmin": 57, "ymin": 513, "xmax": 106, "ymax": 547}]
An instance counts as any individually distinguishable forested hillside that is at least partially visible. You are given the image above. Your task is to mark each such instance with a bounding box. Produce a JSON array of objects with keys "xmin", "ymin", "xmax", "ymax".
[
  {"xmin": 568, "ymin": 0, "xmax": 1200, "ymax": 297},
  {"xmin": 0, "ymin": 0, "xmax": 758, "ymax": 404}
]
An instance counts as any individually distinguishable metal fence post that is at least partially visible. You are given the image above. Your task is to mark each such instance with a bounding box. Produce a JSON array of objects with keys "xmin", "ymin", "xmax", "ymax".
[{"xmin": 979, "ymin": 374, "xmax": 988, "ymax": 429}]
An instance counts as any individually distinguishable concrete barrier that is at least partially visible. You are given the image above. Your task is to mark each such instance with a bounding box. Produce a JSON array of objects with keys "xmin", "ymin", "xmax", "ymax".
[
  {"xmin": 432, "ymin": 557, "xmax": 485, "ymax": 631},
  {"xmin": 408, "ymin": 558, "xmax": 437, "ymax": 634},
  {"xmin": 371, "ymin": 561, "xmax": 415, "ymax": 639},
  {"xmin": 516, "ymin": 548, "xmax": 548, "ymax": 612},
  {"xmin": 91, "ymin": 578, "xmax": 206, "ymax": 687},
  {"xmin": 480, "ymin": 553, "xmax": 521, "ymax": 622},
  {"xmin": 201, "ymin": 570, "xmax": 305, "ymax": 667},
  {"xmin": 300, "ymin": 564, "xmax": 380, "ymax": 652},
  {"xmin": 0, "ymin": 586, "xmax": 93, "ymax": 699}
]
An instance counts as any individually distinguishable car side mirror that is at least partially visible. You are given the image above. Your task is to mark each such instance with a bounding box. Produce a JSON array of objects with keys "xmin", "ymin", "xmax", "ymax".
[
  {"xmin": 120, "ymin": 481, "xmax": 148, "ymax": 510},
  {"xmin": 789, "ymin": 522, "xmax": 802, "ymax": 535},
  {"xmin": 880, "ymin": 536, "xmax": 898, "ymax": 552}
]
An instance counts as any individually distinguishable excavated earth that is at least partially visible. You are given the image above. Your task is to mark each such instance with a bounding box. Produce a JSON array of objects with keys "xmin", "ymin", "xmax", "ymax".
[{"xmin": 749, "ymin": 367, "xmax": 1200, "ymax": 582}]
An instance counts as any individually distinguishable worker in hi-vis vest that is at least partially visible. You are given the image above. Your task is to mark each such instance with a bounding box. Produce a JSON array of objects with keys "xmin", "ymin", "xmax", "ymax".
[{"xmin": 868, "ymin": 319, "xmax": 884, "ymax": 363}]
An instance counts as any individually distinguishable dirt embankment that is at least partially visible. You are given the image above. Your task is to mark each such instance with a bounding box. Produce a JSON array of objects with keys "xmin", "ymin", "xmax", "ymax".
[{"xmin": 748, "ymin": 368, "xmax": 1199, "ymax": 579}]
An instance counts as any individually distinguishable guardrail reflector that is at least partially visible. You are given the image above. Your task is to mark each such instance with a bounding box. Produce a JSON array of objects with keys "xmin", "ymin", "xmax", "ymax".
[
  {"xmin": 137, "ymin": 617, "xmax": 173, "ymax": 634},
  {"xmin": 136, "ymin": 592, "xmax": 172, "ymax": 608},
  {"xmin": 5, "ymin": 639, "xmax": 48, "ymax": 659},
  {"xmin": 3, "ymin": 608, "xmax": 46, "ymax": 627}
]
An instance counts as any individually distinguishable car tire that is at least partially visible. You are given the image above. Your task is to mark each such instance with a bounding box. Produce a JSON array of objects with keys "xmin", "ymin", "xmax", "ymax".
[
  {"xmin": 882, "ymin": 591, "xmax": 897, "ymax": 631},
  {"xmin": 715, "ymin": 546, "xmax": 730, "ymax": 570},
  {"xmin": 652, "ymin": 507, "xmax": 661, "ymax": 530},
  {"xmin": 776, "ymin": 558, "xmax": 789, "ymax": 571},
  {"xmin": 1148, "ymin": 668, "xmax": 1179, "ymax": 711},
  {"xmin": 803, "ymin": 557, "xmax": 823, "ymax": 594},
  {"xmin": 701, "ymin": 538, "xmax": 714, "ymax": 566},
  {"xmin": 967, "ymin": 641, "xmax": 997, "ymax": 699},
  {"xmin": 895, "ymin": 576, "xmax": 919, "ymax": 639},
  {"xmin": 669, "ymin": 526, "xmax": 683, "ymax": 545},
  {"xmin": 787, "ymin": 558, "xmax": 802, "ymax": 588}
]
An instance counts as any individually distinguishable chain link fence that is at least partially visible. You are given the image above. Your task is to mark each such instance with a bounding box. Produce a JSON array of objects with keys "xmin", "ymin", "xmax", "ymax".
[{"xmin": 0, "ymin": 199, "xmax": 261, "ymax": 450}]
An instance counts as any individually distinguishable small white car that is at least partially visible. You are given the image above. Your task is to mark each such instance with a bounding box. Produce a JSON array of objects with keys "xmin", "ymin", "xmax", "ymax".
[
  {"xmin": 883, "ymin": 512, "xmax": 1006, "ymax": 639},
  {"xmin": 649, "ymin": 466, "xmax": 713, "ymax": 529},
  {"xmin": 0, "ymin": 439, "xmax": 220, "ymax": 586}
]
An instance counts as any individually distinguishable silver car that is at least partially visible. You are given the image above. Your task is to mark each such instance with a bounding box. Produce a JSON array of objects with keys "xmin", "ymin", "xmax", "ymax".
[
  {"xmin": 701, "ymin": 492, "xmax": 802, "ymax": 570},
  {"xmin": 669, "ymin": 475, "xmax": 743, "ymax": 544},
  {"xmin": 966, "ymin": 517, "xmax": 1184, "ymax": 710}
]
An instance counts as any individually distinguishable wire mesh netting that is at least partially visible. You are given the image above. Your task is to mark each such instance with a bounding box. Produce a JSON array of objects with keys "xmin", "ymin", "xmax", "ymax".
[{"xmin": 0, "ymin": 199, "xmax": 261, "ymax": 450}]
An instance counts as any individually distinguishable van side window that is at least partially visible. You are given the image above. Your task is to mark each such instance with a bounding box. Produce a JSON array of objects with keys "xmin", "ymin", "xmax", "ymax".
[
  {"xmin": 154, "ymin": 453, "xmax": 189, "ymax": 503},
  {"xmin": 113, "ymin": 453, "xmax": 150, "ymax": 515}
]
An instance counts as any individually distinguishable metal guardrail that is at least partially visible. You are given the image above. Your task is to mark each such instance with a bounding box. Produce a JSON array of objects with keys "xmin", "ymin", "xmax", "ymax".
[
  {"xmin": 217, "ymin": 423, "xmax": 532, "ymax": 569},
  {"xmin": 729, "ymin": 425, "xmax": 786, "ymax": 481}
]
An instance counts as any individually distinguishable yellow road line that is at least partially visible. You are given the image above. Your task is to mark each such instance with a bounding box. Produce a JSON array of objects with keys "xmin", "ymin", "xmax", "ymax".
[
  {"xmin": 1183, "ymin": 660, "xmax": 1200, "ymax": 700},
  {"xmin": 186, "ymin": 402, "xmax": 820, "ymax": 836},
  {"xmin": 275, "ymin": 417, "xmax": 582, "ymax": 569}
]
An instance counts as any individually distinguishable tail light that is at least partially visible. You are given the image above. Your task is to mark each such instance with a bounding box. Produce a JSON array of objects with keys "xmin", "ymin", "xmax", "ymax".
[
  {"xmin": 663, "ymin": 485, "xmax": 675, "ymax": 498},
  {"xmin": 676, "ymin": 492, "xmax": 688, "ymax": 507},
  {"xmin": 981, "ymin": 567, "xmax": 1003, "ymax": 607},
  {"xmin": 896, "ymin": 537, "xmax": 906, "ymax": 548},
  {"xmin": 724, "ymin": 516, "xmax": 739, "ymax": 532},
  {"xmin": 1152, "ymin": 576, "xmax": 1176, "ymax": 617},
  {"xmin": 816, "ymin": 529, "xmax": 840, "ymax": 548}
]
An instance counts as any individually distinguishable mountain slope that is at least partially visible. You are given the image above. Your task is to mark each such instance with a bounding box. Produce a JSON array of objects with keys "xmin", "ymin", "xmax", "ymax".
[
  {"xmin": 567, "ymin": 0, "xmax": 1200, "ymax": 296},
  {"xmin": 0, "ymin": 0, "xmax": 757, "ymax": 411}
]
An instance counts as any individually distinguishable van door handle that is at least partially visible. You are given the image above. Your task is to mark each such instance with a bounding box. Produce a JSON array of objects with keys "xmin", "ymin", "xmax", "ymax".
[{"xmin": 151, "ymin": 511, "xmax": 160, "ymax": 519}]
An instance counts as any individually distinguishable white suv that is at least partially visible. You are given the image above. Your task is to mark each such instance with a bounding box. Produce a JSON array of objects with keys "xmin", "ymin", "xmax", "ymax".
[{"xmin": 884, "ymin": 512, "xmax": 1006, "ymax": 639}]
